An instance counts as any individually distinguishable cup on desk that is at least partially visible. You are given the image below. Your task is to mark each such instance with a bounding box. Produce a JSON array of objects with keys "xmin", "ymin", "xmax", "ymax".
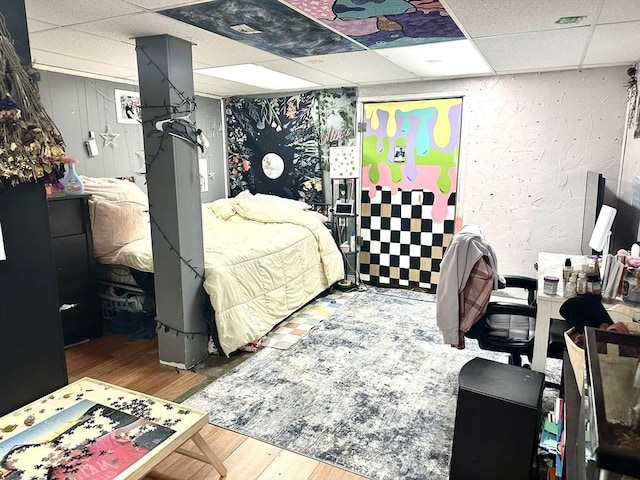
[{"xmin": 543, "ymin": 276, "xmax": 560, "ymax": 295}]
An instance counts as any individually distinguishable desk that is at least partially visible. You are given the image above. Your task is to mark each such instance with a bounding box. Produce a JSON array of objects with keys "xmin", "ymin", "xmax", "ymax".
[
  {"xmin": 0, "ymin": 378, "xmax": 227, "ymax": 479},
  {"xmin": 531, "ymin": 252, "xmax": 640, "ymax": 373}
]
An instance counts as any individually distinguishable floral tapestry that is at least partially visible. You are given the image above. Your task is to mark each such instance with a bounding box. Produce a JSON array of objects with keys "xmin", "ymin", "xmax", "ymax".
[{"xmin": 226, "ymin": 92, "xmax": 322, "ymax": 203}]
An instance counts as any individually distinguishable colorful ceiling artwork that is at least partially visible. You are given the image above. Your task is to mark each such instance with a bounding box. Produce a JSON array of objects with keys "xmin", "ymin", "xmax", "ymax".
[
  {"xmin": 285, "ymin": 0, "xmax": 464, "ymax": 49},
  {"xmin": 159, "ymin": 0, "xmax": 363, "ymax": 58},
  {"xmin": 160, "ymin": 0, "xmax": 464, "ymax": 59}
]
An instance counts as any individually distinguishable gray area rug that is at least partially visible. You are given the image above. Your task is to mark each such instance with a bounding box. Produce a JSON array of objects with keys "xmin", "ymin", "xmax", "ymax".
[{"xmin": 184, "ymin": 286, "xmax": 560, "ymax": 479}]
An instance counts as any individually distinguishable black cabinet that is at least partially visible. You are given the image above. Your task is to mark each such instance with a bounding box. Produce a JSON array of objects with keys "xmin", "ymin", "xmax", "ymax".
[
  {"xmin": 0, "ymin": 182, "xmax": 68, "ymax": 416},
  {"xmin": 450, "ymin": 357, "xmax": 545, "ymax": 480},
  {"xmin": 48, "ymin": 195, "xmax": 101, "ymax": 345}
]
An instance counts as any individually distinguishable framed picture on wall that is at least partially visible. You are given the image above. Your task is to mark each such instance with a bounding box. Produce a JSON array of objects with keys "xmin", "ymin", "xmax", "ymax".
[{"xmin": 114, "ymin": 89, "xmax": 141, "ymax": 124}]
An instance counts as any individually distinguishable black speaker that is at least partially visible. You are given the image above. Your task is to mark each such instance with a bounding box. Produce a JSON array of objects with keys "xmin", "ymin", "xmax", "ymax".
[{"xmin": 449, "ymin": 358, "xmax": 545, "ymax": 480}]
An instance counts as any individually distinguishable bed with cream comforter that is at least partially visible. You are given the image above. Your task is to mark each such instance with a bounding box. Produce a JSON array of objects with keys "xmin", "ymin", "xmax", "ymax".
[{"xmin": 81, "ymin": 176, "xmax": 344, "ymax": 355}]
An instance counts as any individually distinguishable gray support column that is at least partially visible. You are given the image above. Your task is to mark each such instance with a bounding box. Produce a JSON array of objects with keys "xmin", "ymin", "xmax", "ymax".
[{"xmin": 135, "ymin": 35, "xmax": 207, "ymax": 369}]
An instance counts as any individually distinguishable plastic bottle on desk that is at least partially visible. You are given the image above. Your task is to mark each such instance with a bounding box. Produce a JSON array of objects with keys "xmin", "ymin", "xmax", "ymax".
[
  {"xmin": 564, "ymin": 273, "xmax": 578, "ymax": 298},
  {"xmin": 563, "ymin": 258, "xmax": 573, "ymax": 284},
  {"xmin": 577, "ymin": 272, "xmax": 587, "ymax": 295}
]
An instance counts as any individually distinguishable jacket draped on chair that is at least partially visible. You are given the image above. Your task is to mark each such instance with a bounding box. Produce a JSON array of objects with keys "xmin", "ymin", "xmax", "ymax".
[{"xmin": 436, "ymin": 225, "xmax": 501, "ymax": 348}]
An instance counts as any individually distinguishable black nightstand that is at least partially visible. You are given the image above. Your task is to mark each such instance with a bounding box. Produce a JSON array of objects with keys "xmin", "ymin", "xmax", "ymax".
[{"xmin": 48, "ymin": 195, "xmax": 102, "ymax": 345}]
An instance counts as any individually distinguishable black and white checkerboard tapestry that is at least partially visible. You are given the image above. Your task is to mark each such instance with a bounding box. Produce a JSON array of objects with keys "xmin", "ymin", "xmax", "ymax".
[{"xmin": 360, "ymin": 188, "xmax": 455, "ymax": 292}]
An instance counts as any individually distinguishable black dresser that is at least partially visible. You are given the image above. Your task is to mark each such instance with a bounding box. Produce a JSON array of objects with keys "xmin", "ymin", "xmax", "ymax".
[{"xmin": 48, "ymin": 194, "xmax": 102, "ymax": 345}]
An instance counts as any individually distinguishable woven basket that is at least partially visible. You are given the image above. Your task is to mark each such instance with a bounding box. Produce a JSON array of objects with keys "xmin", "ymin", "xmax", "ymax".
[{"xmin": 565, "ymin": 320, "xmax": 640, "ymax": 396}]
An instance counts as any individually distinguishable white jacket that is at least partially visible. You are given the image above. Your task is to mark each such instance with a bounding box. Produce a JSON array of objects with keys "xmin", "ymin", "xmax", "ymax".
[{"xmin": 435, "ymin": 225, "xmax": 500, "ymax": 345}]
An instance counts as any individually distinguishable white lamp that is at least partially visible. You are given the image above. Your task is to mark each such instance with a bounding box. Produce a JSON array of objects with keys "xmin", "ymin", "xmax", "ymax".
[{"xmin": 329, "ymin": 146, "xmax": 358, "ymax": 179}]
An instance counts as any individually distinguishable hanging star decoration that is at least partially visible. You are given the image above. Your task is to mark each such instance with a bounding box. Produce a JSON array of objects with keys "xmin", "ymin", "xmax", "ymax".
[{"xmin": 100, "ymin": 124, "xmax": 120, "ymax": 148}]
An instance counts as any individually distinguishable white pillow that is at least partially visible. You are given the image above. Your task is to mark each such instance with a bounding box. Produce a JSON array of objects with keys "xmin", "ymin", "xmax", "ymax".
[
  {"xmin": 89, "ymin": 200, "xmax": 150, "ymax": 258},
  {"xmin": 80, "ymin": 176, "xmax": 151, "ymax": 258}
]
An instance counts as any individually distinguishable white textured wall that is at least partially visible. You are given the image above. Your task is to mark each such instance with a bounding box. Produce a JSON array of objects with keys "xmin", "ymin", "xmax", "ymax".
[{"xmin": 359, "ymin": 67, "xmax": 629, "ymax": 276}]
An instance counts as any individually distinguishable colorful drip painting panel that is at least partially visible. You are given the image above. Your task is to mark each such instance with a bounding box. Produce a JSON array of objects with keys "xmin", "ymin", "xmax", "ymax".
[{"xmin": 360, "ymin": 98, "xmax": 462, "ymax": 291}]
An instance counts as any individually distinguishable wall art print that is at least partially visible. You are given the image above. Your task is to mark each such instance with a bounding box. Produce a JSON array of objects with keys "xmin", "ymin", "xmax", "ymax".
[
  {"xmin": 316, "ymin": 88, "xmax": 357, "ymax": 170},
  {"xmin": 226, "ymin": 92, "xmax": 323, "ymax": 204}
]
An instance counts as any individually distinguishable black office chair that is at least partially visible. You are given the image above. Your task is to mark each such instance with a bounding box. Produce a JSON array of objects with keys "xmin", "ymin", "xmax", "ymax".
[
  {"xmin": 464, "ymin": 274, "xmax": 538, "ymax": 367},
  {"xmin": 464, "ymin": 269, "xmax": 567, "ymax": 389}
]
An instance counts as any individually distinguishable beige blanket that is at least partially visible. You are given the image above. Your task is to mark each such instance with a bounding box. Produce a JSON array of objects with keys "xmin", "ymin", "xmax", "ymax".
[
  {"xmin": 84, "ymin": 181, "xmax": 344, "ymax": 355},
  {"xmin": 203, "ymin": 195, "xmax": 344, "ymax": 355}
]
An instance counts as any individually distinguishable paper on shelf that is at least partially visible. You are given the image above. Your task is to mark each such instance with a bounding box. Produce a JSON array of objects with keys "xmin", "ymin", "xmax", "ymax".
[{"xmin": 0, "ymin": 220, "xmax": 6, "ymax": 261}]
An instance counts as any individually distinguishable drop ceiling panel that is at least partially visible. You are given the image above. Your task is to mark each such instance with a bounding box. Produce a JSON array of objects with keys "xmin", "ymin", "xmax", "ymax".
[
  {"xmin": 193, "ymin": 82, "xmax": 244, "ymax": 97},
  {"xmin": 475, "ymin": 28, "xmax": 589, "ymax": 73},
  {"xmin": 443, "ymin": 0, "xmax": 599, "ymax": 37},
  {"xmin": 29, "ymin": 29, "xmax": 138, "ymax": 69},
  {"xmin": 598, "ymin": 0, "xmax": 640, "ymax": 24},
  {"xmin": 32, "ymin": 49, "xmax": 139, "ymax": 79},
  {"xmin": 256, "ymin": 59, "xmax": 354, "ymax": 88},
  {"xmin": 70, "ymin": 12, "xmax": 281, "ymax": 66},
  {"xmin": 194, "ymin": 73, "xmax": 268, "ymax": 96},
  {"xmin": 583, "ymin": 21, "xmax": 640, "ymax": 65},
  {"xmin": 26, "ymin": 18, "xmax": 59, "ymax": 32},
  {"xmin": 25, "ymin": 0, "xmax": 144, "ymax": 26},
  {"xmin": 294, "ymin": 51, "xmax": 419, "ymax": 84},
  {"xmin": 159, "ymin": 0, "xmax": 363, "ymax": 58},
  {"xmin": 379, "ymin": 40, "xmax": 492, "ymax": 79},
  {"xmin": 124, "ymin": 0, "xmax": 210, "ymax": 9}
]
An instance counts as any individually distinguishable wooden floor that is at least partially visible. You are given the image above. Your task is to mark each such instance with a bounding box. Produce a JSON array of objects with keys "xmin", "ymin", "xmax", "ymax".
[{"xmin": 65, "ymin": 333, "xmax": 369, "ymax": 480}]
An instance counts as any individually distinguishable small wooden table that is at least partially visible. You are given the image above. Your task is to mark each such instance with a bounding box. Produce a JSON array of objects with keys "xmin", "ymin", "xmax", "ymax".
[{"xmin": 0, "ymin": 377, "xmax": 226, "ymax": 479}]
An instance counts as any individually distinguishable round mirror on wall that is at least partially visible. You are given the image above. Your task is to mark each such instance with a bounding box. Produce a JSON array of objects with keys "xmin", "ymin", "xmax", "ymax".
[{"xmin": 262, "ymin": 153, "xmax": 285, "ymax": 179}]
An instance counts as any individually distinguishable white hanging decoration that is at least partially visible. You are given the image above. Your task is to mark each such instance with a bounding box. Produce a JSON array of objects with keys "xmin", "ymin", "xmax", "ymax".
[
  {"xmin": 134, "ymin": 150, "xmax": 146, "ymax": 174},
  {"xmin": 100, "ymin": 123, "xmax": 120, "ymax": 148}
]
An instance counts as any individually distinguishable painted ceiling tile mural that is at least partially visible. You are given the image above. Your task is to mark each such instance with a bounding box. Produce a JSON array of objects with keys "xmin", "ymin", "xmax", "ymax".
[
  {"xmin": 362, "ymin": 98, "xmax": 462, "ymax": 223},
  {"xmin": 159, "ymin": 0, "xmax": 362, "ymax": 58},
  {"xmin": 287, "ymin": 0, "xmax": 464, "ymax": 49}
]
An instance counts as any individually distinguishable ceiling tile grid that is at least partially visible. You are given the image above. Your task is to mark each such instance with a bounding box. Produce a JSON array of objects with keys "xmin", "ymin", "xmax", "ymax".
[{"xmin": 20, "ymin": 0, "xmax": 640, "ymax": 97}]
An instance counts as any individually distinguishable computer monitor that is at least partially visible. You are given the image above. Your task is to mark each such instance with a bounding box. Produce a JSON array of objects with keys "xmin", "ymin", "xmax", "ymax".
[{"xmin": 582, "ymin": 172, "xmax": 605, "ymax": 254}]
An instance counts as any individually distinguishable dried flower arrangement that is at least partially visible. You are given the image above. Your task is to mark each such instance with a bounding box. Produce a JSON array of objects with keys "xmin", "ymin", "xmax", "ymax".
[{"xmin": 0, "ymin": 17, "xmax": 65, "ymax": 190}]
